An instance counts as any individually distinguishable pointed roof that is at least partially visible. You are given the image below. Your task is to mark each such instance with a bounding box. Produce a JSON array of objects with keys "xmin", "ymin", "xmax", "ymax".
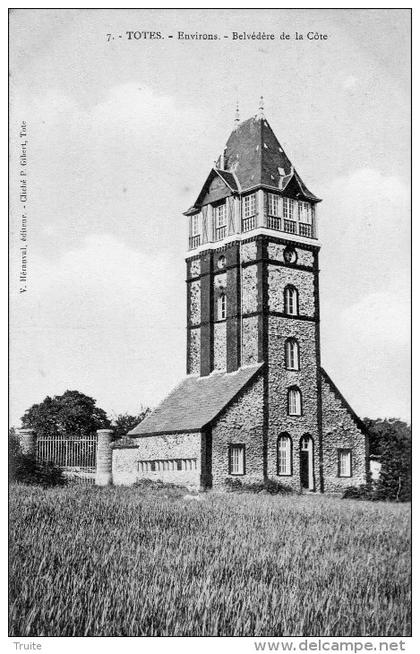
[
  {"xmin": 224, "ymin": 115, "xmax": 320, "ymax": 200},
  {"xmin": 185, "ymin": 114, "xmax": 320, "ymax": 214},
  {"xmin": 128, "ymin": 364, "xmax": 263, "ymax": 436}
]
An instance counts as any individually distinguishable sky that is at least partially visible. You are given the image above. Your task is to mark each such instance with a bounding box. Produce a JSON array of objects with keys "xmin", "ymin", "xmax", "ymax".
[{"xmin": 9, "ymin": 8, "xmax": 411, "ymax": 426}]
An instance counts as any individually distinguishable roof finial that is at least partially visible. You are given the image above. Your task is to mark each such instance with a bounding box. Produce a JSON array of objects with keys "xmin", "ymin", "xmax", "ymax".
[
  {"xmin": 258, "ymin": 95, "xmax": 265, "ymax": 119},
  {"xmin": 234, "ymin": 100, "xmax": 240, "ymax": 127}
]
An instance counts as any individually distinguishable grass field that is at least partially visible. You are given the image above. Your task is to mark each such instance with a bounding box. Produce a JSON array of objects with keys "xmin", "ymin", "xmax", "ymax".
[{"xmin": 9, "ymin": 482, "xmax": 411, "ymax": 637}]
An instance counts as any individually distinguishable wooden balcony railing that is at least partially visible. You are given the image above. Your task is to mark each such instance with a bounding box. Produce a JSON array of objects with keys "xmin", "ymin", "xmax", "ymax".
[
  {"xmin": 267, "ymin": 215, "xmax": 282, "ymax": 231},
  {"xmin": 299, "ymin": 223, "xmax": 313, "ymax": 238},
  {"xmin": 283, "ymin": 219, "xmax": 297, "ymax": 234},
  {"xmin": 189, "ymin": 235, "xmax": 201, "ymax": 249},
  {"xmin": 242, "ymin": 215, "xmax": 256, "ymax": 232}
]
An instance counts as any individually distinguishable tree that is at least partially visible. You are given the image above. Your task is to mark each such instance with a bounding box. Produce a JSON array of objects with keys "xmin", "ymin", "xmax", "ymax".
[
  {"xmin": 363, "ymin": 418, "xmax": 411, "ymax": 502},
  {"xmin": 21, "ymin": 390, "xmax": 111, "ymax": 439},
  {"xmin": 112, "ymin": 407, "xmax": 151, "ymax": 440}
]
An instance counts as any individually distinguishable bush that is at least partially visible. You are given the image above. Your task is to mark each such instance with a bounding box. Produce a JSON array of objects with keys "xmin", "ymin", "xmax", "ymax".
[
  {"xmin": 342, "ymin": 484, "xmax": 377, "ymax": 501},
  {"xmin": 224, "ymin": 477, "xmax": 243, "ymax": 492},
  {"xmin": 364, "ymin": 418, "xmax": 411, "ymax": 502},
  {"xmin": 224, "ymin": 477, "xmax": 294, "ymax": 495},
  {"xmin": 9, "ymin": 429, "xmax": 66, "ymax": 488}
]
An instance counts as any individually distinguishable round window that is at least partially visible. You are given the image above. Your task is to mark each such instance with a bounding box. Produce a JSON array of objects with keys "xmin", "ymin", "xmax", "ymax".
[
  {"xmin": 284, "ymin": 247, "xmax": 297, "ymax": 264},
  {"xmin": 217, "ymin": 255, "xmax": 226, "ymax": 270}
]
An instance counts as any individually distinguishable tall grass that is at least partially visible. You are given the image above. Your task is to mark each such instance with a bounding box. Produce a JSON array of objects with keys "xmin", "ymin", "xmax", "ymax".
[{"xmin": 9, "ymin": 483, "xmax": 410, "ymax": 637}]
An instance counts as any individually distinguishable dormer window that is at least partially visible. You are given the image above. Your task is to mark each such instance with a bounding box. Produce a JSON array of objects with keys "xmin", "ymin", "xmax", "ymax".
[{"xmin": 214, "ymin": 203, "xmax": 227, "ymax": 241}]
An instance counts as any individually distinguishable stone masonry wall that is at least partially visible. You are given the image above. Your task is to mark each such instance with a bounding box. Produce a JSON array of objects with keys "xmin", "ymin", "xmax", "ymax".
[
  {"xmin": 112, "ymin": 445, "xmax": 139, "ymax": 486},
  {"xmin": 189, "ymin": 280, "xmax": 201, "ymax": 325},
  {"xmin": 189, "ymin": 258, "xmax": 201, "ymax": 277},
  {"xmin": 188, "ymin": 328, "xmax": 200, "ymax": 374},
  {"xmin": 321, "ymin": 376, "xmax": 367, "ymax": 492},
  {"xmin": 211, "ymin": 374, "xmax": 264, "ymax": 487},
  {"xmin": 267, "ymin": 243, "xmax": 314, "ymax": 268},
  {"xmin": 266, "ymin": 315, "xmax": 320, "ymax": 491},
  {"xmin": 137, "ymin": 431, "xmax": 202, "ymax": 488},
  {"xmin": 241, "ymin": 265, "xmax": 258, "ymax": 314},
  {"xmin": 113, "ymin": 432, "xmax": 202, "ymax": 488},
  {"xmin": 213, "ymin": 322, "xmax": 227, "ymax": 371},
  {"xmin": 240, "ymin": 241, "xmax": 257, "ymax": 263},
  {"xmin": 268, "ymin": 265, "xmax": 315, "ymax": 316},
  {"xmin": 242, "ymin": 316, "xmax": 259, "ymax": 365}
]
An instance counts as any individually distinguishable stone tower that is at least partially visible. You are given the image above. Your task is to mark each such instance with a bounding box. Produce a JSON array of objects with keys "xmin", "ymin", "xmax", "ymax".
[
  {"xmin": 184, "ymin": 110, "xmax": 322, "ymax": 490},
  {"xmin": 125, "ymin": 106, "xmax": 368, "ymax": 494}
]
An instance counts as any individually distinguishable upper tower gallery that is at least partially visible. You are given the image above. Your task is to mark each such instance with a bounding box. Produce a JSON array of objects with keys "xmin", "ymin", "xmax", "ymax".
[{"xmin": 184, "ymin": 103, "xmax": 321, "ymax": 253}]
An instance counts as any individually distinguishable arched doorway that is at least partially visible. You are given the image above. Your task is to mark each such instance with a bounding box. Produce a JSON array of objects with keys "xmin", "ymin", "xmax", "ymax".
[{"xmin": 300, "ymin": 435, "xmax": 314, "ymax": 491}]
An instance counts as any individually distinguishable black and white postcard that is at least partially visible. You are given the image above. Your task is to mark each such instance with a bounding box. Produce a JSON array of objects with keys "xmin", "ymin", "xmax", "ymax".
[{"xmin": 8, "ymin": 7, "xmax": 412, "ymax": 649}]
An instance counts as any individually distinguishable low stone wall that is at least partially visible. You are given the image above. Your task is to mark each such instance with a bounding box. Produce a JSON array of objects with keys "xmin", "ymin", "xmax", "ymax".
[
  {"xmin": 112, "ymin": 444, "xmax": 139, "ymax": 486},
  {"xmin": 112, "ymin": 432, "xmax": 202, "ymax": 488}
]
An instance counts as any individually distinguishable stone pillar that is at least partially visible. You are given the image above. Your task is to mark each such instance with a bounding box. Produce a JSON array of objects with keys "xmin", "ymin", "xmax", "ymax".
[
  {"xmin": 17, "ymin": 428, "xmax": 36, "ymax": 456},
  {"xmin": 95, "ymin": 429, "xmax": 113, "ymax": 486}
]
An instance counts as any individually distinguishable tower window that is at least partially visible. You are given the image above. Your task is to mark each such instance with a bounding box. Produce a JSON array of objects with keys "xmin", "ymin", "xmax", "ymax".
[
  {"xmin": 298, "ymin": 201, "xmax": 311, "ymax": 223},
  {"xmin": 217, "ymin": 292, "xmax": 227, "ymax": 320},
  {"xmin": 338, "ymin": 449, "xmax": 352, "ymax": 477},
  {"xmin": 229, "ymin": 444, "xmax": 245, "ymax": 475},
  {"xmin": 283, "ymin": 197, "xmax": 295, "ymax": 221},
  {"xmin": 268, "ymin": 193, "xmax": 280, "ymax": 217},
  {"xmin": 284, "ymin": 285, "xmax": 299, "ymax": 315},
  {"xmin": 288, "ymin": 387, "xmax": 302, "ymax": 416},
  {"xmin": 285, "ymin": 338, "xmax": 300, "ymax": 370},
  {"xmin": 298, "ymin": 201, "xmax": 313, "ymax": 238},
  {"xmin": 191, "ymin": 214, "xmax": 200, "ymax": 235},
  {"xmin": 214, "ymin": 203, "xmax": 227, "ymax": 241},
  {"xmin": 189, "ymin": 214, "xmax": 201, "ymax": 249},
  {"xmin": 277, "ymin": 434, "xmax": 292, "ymax": 476},
  {"xmin": 243, "ymin": 194, "xmax": 256, "ymax": 218}
]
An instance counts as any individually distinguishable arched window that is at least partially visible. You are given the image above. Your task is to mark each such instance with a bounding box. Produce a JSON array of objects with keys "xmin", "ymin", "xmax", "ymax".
[
  {"xmin": 217, "ymin": 292, "xmax": 226, "ymax": 320},
  {"xmin": 285, "ymin": 338, "xmax": 300, "ymax": 370},
  {"xmin": 284, "ymin": 285, "xmax": 299, "ymax": 315},
  {"xmin": 288, "ymin": 387, "xmax": 302, "ymax": 416},
  {"xmin": 277, "ymin": 433, "xmax": 292, "ymax": 476}
]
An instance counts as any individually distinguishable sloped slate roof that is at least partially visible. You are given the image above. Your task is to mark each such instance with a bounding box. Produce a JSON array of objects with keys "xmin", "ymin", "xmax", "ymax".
[
  {"xmin": 224, "ymin": 116, "xmax": 320, "ymax": 201},
  {"xmin": 216, "ymin": 169, "xmax": 239, "ymax": 191},
  {"xmin": 129, "ymin": 364, "xmax": 263, "ymax": 436},
  {"xmin": 185, "ymin": 115, "xmax": 320, "ymax": 214}
]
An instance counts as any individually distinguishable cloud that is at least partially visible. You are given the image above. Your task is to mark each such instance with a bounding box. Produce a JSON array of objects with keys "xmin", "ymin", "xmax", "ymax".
[
  {"xmin": 10, "ymin": 83, "xmax": 220, "ymax": 259},
  {"xmin": 342, "ymin": 75, "xmax": 358, "ymax": 90},
  {"xmin": 10, "ymin": 234, "xmax": 186, "ymax": 425},
  {"xmin": 319, "ymin": 168, "xmax": 410, "ymax": 420}
]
